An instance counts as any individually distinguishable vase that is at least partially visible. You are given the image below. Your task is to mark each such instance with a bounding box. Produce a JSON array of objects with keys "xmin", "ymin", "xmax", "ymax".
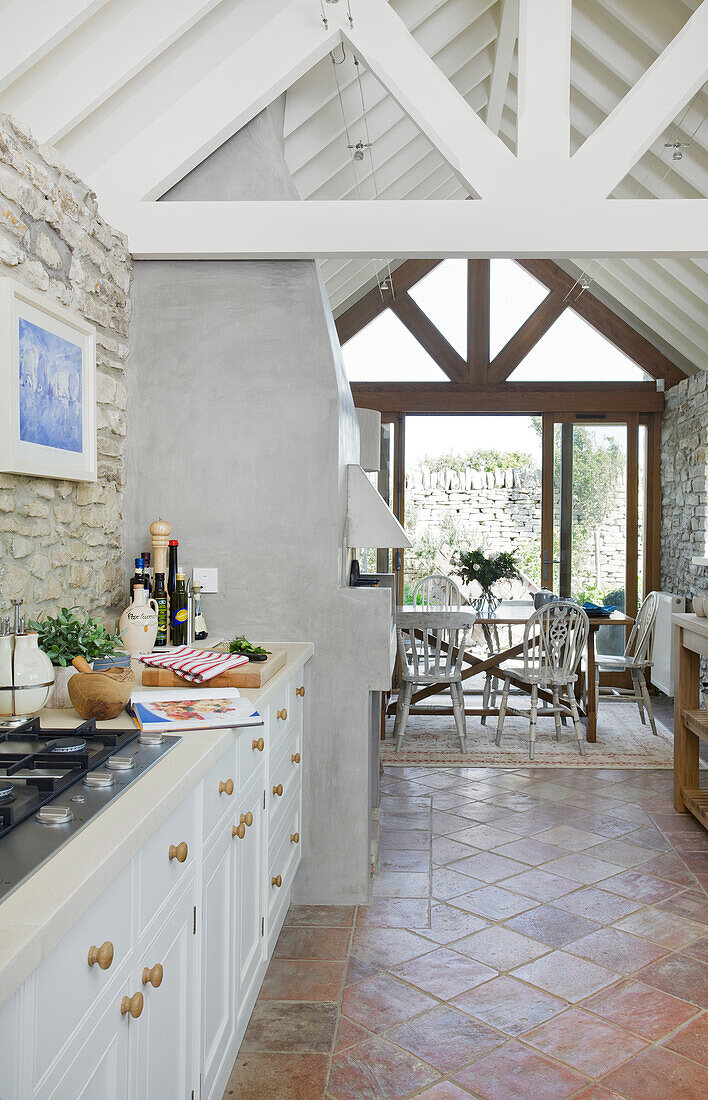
[
  {"xmin": 474, "ymin": 592, "xmax": 500, "ymax": 618},
  {"xmin": 119, "ymin": 587, "xmax": 159, "ymax": 656},
  {"xmin": 10, "ymin": 633, "xmax": 55, "ymax": 720}
]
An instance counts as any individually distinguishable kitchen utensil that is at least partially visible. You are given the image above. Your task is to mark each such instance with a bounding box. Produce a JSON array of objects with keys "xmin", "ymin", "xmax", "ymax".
[
  {"xmin": 68, "ymin": 656, "xmax": 134, "ymax": 720},
  {"xmin": 141, "ymin": 648, "xmax": 286, "ymax": 689}
]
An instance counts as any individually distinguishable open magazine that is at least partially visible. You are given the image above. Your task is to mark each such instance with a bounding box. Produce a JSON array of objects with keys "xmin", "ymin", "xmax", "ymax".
[{"xmin": 129, "ymin": 688, "xmax": 263, "ymax": 732}]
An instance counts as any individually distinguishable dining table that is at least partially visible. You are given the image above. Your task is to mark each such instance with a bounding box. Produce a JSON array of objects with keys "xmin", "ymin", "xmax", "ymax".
[{"xmin": 392, "ymin": 601, "xmax": 634, "ymax": 743}]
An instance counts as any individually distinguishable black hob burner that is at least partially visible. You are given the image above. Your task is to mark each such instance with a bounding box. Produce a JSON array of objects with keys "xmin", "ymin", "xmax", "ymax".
[{"xmin": 0, "ymin": 717, "xmax": 139, "ymax": 839}]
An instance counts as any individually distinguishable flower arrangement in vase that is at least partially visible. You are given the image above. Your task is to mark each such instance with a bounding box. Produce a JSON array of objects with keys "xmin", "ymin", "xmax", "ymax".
[{"xmin": 452, "ymin": 549, "xmax": 521, "ymax": 614}]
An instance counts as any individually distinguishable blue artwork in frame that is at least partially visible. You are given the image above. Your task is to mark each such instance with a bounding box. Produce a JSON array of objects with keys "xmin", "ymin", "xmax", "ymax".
[{"xmin": 18, "ymin": 318, "xmax": 83, "ymax": 453}]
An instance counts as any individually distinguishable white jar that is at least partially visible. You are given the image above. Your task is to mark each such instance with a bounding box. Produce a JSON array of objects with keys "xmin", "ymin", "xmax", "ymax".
[
  {"xmin": 119, "ymin": 587, "xmax": 159, "ymax": 656},
  {"xmin": 11, "ymin": 633, "xmax": 55, "ymax": 718},
  {"xmin": 0, "ymin": 635, "xmax": 14, "ymax": 717}
]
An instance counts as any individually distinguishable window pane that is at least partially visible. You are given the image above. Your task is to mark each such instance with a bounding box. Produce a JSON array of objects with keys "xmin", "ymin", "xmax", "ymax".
[
  {"xmin": 409, "ymin": 260, "xmax": 467, "ymax": 357},
  {"xmin": 342, "ymin": 309, "xmax": 448, "ymax": 382},
  {"xmin": 508, "ymin": 309, "xmax": 649, "ymax": 381},
  {"xmin": 490, "ymin": 259, "xmax": 548, "ymax": 358}
]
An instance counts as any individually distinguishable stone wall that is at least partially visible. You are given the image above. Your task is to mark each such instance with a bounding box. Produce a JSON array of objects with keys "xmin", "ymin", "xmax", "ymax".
[
  {"xmin": 661, "ymin": 370, "xmax": 708, "ymax": 600},
  {"xmin": 405, "ymin": 465, "xmax": 629, "ymax": 595},
  {"xmin": 0, "ymin": 115, "xmax": 132, "ymax": 621}
]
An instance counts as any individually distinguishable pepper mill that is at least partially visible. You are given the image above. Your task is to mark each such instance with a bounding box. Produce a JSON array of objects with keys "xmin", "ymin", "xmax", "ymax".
[{"xmin": 150, "ymin": 519, "xmax": 171, "ymax": 579}]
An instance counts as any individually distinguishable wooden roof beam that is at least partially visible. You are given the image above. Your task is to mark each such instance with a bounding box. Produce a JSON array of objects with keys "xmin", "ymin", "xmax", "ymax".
[
  {"xmin": 391, "ymin": 292, "xmax": 468, "ymax": 384},
  {"xmin": 351, "ymin": 381, "xmax": 664, "ymax": 415},
  {"xmin": 487, "ymin": 290, "xmax": 567, "ymax": 383}
]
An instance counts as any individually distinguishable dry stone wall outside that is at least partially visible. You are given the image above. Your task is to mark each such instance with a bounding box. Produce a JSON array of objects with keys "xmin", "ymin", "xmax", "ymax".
[
  {"xmin": 661, "ymin": 371, "xmax": 708, "ymax": 601},
  {"xmin": 0, "ymin": 114, "xmax": 132, "ymax": 622}
]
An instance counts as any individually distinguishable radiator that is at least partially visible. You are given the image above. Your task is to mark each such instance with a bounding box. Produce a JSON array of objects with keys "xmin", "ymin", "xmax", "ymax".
[{"xmin": 651, "ymin": 592, "xmax": 685, "ymax": 696}]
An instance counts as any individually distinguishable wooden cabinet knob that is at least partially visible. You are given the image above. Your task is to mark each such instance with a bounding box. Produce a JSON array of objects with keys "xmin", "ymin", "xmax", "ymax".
[
  {"xmin": 142, "ymin": 963, "xmax": 163, "ymax": 988},
  {"xmin": 272, "ymin": 784, "xmax": 283, "ymax": 797},
  {"xmin": 168, "ymin": 841, "xmax": 188, "ymax": 863},
  {"xmin": 219, "ymin": 779, "xmax": 234, "ymax": 796},
  {"xmin": 240, "ymin": 811, "xmax": 253, "ymax": 827},
  {"xmin": 290, "ymin": 832, "xmax": 300, "ymax": 844},
  {"xmin": 296, "ymin": 686, "xmax": 305, "ymax": 697},
  {"xmin": 120, "ymin": 992, "xmax": 143, "ymax": 1018},
  {"xmin": 232, "ymin": 823, "xmax": 246, "ymax": 839},
  {"xmin": 277, "ymin": 708, "xmax": 287, "ymax": 721},
  {"xmin": 291, "ymin": 753, "xmax": 301, "ymax": 765},
  {"xmin": 252, "ymin": 737, "xmax": 264, "ymax": 752},
  {"xmin": 271, "ymin": 875, "xmax": 282, "ymax": 888},
  {"xmin": 87, "ymin": 941, "xmax": 114, "ymax": 970}
]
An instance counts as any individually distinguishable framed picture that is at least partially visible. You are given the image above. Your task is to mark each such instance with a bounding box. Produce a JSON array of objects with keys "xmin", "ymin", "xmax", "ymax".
[{"xmin": 0, "ymin": 277, "xmax": 97, "ymax": 481}]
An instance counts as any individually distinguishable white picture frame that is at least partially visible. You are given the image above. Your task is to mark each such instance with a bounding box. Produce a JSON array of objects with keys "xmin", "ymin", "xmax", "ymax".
[{"xmin": 0, "ymin": 277, "xmax": 97, "ymax": 481}]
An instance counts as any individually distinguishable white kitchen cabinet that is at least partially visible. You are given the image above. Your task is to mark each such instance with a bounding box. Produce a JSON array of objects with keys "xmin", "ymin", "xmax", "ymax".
[
  {"xmin": 233, "ymin": 775, "xmax": 266, "ymax": 1033},
  {"xmin": 201, "ymin": 824, "xmax": 235, "ymax": 1100},
  {"xmin": 132, "ymin": 882, "xmax": 198, "ymax": 1100}
]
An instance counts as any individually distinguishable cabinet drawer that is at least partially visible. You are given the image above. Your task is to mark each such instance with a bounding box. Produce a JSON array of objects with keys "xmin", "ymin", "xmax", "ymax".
[
  {"xmin": 268, "ymin": 679, "xmax": 294, "ymax": 752},
  {"xmin": 33, "ymin": 861, "xmax": 134, "ymax": 1085},
  {"xmin": 268, "ymin": 722, "xmax": 302, "ymax": 833},
  {"xmin": 202, "ymin": 741, "xmax": 238, "ymax": 842},
  {"xmin": 237, "ymin": 722, "xmax": 267, "ymax": 790},
  {"xmin": 267, "ymin": 799, "xmax": 302, "ymax": 930},
  {"xmin": 137, "ymin": 788, "xmax": 197, "ymax": 935}
]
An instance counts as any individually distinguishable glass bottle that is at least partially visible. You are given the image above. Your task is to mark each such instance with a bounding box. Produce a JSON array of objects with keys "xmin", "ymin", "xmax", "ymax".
[
  {"xmin": 193, "ymin": 584, "xmax": 208, "ymax": 641},
  {"xmin": 129, "ymin": 558, "xmax": 146, "ymax": 600},
  {"xmin": 167, "ymin": 540, "xmax": 179, "ymax": 602},
  {"xmin": 152, "ymin": 572, "xmax": 168, "ymax": 647},
  {"xmin": 141, "ymin": 551, "xmax": 152, "ymax": 593},
  {"xmin": 171, "ymin": 573, "xmax": 189, "ymax": 647}
]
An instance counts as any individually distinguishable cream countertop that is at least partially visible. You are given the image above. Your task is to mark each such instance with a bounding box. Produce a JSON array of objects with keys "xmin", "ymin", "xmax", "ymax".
[{"xmin": 0, "ymin": 641, "xmax": 313, "ymax": 1008}]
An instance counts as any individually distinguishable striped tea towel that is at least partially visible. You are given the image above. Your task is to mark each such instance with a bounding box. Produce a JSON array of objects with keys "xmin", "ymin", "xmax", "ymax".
[{"xmin": 140, "ymin": 646, "xmax": 250, "ymax": 684}]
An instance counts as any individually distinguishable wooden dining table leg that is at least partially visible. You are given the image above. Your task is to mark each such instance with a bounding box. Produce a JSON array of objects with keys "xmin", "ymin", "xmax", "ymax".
[{"xmin": 586, "ymin": 624, "xmax": 598, "ymax": 743}]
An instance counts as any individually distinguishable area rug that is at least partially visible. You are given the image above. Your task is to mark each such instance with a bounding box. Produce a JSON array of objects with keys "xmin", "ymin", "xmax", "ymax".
[{"xmin": 381, "ymin": 703, "xmax": 676, "ymax": 768}]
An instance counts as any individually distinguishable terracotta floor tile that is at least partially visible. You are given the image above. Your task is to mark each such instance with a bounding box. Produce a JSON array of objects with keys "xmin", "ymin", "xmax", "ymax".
[
  {"xmin": 284, "ymin": 905, "xmax": 356, "ymax": 928},
  {"xmin": 453, "ymin": 975, "xmax": 567, "ymax": 1036},
  {"xmin": 454, "ymin": 925, "xmax": 549, "ymax": 970},
  {"xmin": 584, "ymin": 839, "xmax": 654, "ymax": 869},
  {"xmin": 452, "ymin": 1039, "xmax": 587, "ymax": 1100},
  {"xmin": 657, "ymin": 889, "xmax": 708, "ymax": 926},
  {"xmin": 599, "ymin": 869, "xmax": 682, "ymax": 904},
  {"xmin": 329, "ymin": 1037, "xmax": 440, "ymax": 1100},
  {"xmin": 575, "ymin": 815, "xmax": 645, "ymax": 841},
  {"xmin": 386, "ymin": 1004, "xmax": 505, "ymax": 1073},
  {"xmin": 635, "ymin": 953, "xmax": 708, "ymax": 1008},
  {"xmin": 418, "ymin": 903, "xmax": 489, "ymax": 945},
  {"xmin": 356, "ymin": 898, "xmax": 430, "ymax": 928},
  {"xmin": 602, "ymin": 1044, "xmax": 708, "ymax": 1100},
  {"xmin": 223, "ymin": 1052, "xmax": 329, "ymax": 1099},
  {"xmin": 259, "ymin": 959, "xmax": 346, "ymax": 1001},
  {"xmin": 453, "ymin": 885, "xmax": 539, "ymax": 920},
  {"xmin": 381, "ymin": 795, "xmax": 432, "ymax": 811},
  {"xmin": 523, "ymin": 1007, "xmax": 647, "ymax": 1076},
  {"xmin": 626, "ymin": 827, "xmax": 672, "ymax": 851},
  {"xmin": 511, "ymin": 950, "xmax": 617, "ymax": 1002},
  {"xmin": 571, "ymin": 1088, "xmax": 627, "ymax": 1100},
  {"xmin": 553, "ymin": 887, "xmax": 642, "ymax": 923},
  {"xmin": 432, "ymin": 837, "xmax": 477, "ymax": 865},
  {"xmin": 449, "ymin": 851, "xmax": 527, "ymax": 883},
  {"xmin": 372, "ymin": 871, "xmax": 431, "ymax": 899},
  {"xmin": 614, "ymin": 906, "xmax": 705, "ymax": 949},
  {"xmin": 499, "ymin": 869, "xmax": 580, "ymax": 902},
  {"xmin": 447, "ymin": 824, "xmax": 521, "ymax": 850},
  {"xmin": 582, "ymin": 979, "xmax": 700, "ymax": 1040},
  {"xmin": 351, "ymin": 928, "xmax": 432, "ymax": 969},
  {"xmin": 391, "ymin": 946, "xmax": 497, "ymax": 999},
  {"xmin": 542, "ymin": 853, "xmax": 620, "ymax": 885},
  {"xmin": 432, "ymin": 867, "xmax": 485, "ymax": 900},
  {"xmin": 335, "ymin": 1016, "xmax": 373, "ymax": 1054},
  {"xmin": 346, "ymin": 957, "xmax": 379, "ymax": 986},
  {"xmin": 639, "ymin": 853, "xmax": 697, "ymax": 887},
  {"xmin": 457, "ymin": 803, "xmax": 521, "ymax": 825},
  {"xmin": 433, "ymin": 812, "xmax": 479, "ymax": 836},
  {"xmin": 274, "ymin": 927, "xmax": 352, "ymax": 960},
  {"xmin": 383, "ymin": 811, "xmax": 432, "ymax": 830},
  {"xmin": 413, "ymin": 1084, "xmax": 474, "ymax": 1100},
  {"xmin": 493, "ymin": 838, "xmax": 569, "ymax": 865},
  {"xmin": 662, "ymin": 1013, "xmax": 708, "ymax": 1065},
  {"xmin": 682, "ymin": 934, "xmax": 708, "ymax": 963},
  {"xmin": 505, "ymin": 905, "xmax": 601, "ymax": 947},
  {"xmin": 567, "ymin": 928, "xmax": 668, "ymax": 974},
  {"xmin": 535, "ymin": 825, "xmax": 607, "ymax": 851},
  {"xmin": 341, "ymin": 972, "xmax": 437, "ymax": 1032},
  {"xmin": 378, "ymin": 849, "xmax": 430, "ymax": 873},
  {"xmin": 380, "ymin": 829, "xmax": 431, "ymax": 851},
  {"xmin": 241, "ymin": 1001, "xmax": 339, "ymax": 1052}
]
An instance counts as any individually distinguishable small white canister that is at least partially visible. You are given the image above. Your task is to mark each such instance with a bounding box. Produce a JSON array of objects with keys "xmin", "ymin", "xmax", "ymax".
[{"xmin": 119, "ymin": 587, "xmax": 159, "ymax": 656}]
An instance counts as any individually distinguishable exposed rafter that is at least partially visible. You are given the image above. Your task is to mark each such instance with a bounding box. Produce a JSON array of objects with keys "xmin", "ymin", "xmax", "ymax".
[
  {"xmin": 0, "ymin": 0, "xmax": 109, "ymax": 95},
  {"xmin": 349, "ymin": 381, "xmax": 664, "ymax": 414},
  {"xmin": 516, "ymin": 0, "xmax": 571, "ymax": 180},
  {"xmin": 487, "ymin": 291, "xmax": 568, "ymax": 383},
  {"xmin": 485, "ymin": 0, "xmax": 518, "ymax": 137},
  {"xmin": 391, "ymin": 292, "xmax": 467, "ymax": 383}
]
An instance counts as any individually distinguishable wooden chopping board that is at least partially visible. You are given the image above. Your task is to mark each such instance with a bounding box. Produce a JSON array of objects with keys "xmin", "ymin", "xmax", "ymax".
[{"xmin": 141, "ymin": 648, "xmax": 287, "ymax": 689}]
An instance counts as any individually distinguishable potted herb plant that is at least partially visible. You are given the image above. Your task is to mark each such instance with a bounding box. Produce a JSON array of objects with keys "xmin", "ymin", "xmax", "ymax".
[
  {"xmin": 453, "ymin": 549, "xmax": 521, "ymax": 614},
  {"xmin": 28, "ymin": 607, "xmax": 124, "ymax": 708}
]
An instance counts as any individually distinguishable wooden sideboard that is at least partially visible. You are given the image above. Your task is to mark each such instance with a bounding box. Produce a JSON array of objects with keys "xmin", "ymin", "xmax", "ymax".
[{"xmin": 673, "ymin": 612, "xmax": 708, "ymax": 827}]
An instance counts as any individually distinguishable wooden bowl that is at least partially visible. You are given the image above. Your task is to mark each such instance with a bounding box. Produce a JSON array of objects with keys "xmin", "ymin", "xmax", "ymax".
[{"xmin": 67, "ymin": 656, "xmax": 134, "ymax": 721}]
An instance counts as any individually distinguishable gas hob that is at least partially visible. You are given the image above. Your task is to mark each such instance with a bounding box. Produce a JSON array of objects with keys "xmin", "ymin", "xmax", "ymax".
[{"xmin": 0, "ymin": 718, "xmax": 179, "ymax": 903}]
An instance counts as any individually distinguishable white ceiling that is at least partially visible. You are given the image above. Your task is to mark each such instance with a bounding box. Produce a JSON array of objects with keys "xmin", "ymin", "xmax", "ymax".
[{"xmin": 1, "ymin": 0, "xmax": 706, "ymax": 372}]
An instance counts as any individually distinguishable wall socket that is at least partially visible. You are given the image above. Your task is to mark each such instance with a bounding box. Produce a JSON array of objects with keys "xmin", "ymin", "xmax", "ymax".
[{"xmin": 192, "ymin": 567, "xmax": 218, "ymax": 593}]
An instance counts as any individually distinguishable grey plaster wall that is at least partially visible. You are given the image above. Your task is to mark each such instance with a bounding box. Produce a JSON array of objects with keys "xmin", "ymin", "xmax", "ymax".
[{"xmin": 125, "ymin": 112, "xmax": 392, "ymax": 903}]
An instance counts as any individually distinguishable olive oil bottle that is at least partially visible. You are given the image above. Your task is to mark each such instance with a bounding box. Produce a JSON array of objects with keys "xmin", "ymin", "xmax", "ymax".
[
  {"xmin": 171, "ymin": 573, "xmax": 189, "ymax": 647},
  {"xmin": 153, "ymin": 572, "xmax": 168, "ymax": 647}
]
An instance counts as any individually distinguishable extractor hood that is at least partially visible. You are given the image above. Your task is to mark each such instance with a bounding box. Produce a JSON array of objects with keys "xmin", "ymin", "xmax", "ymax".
[{"xmin": 346, "ymin": 464, "xmax": 411, "ymax": 549}]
